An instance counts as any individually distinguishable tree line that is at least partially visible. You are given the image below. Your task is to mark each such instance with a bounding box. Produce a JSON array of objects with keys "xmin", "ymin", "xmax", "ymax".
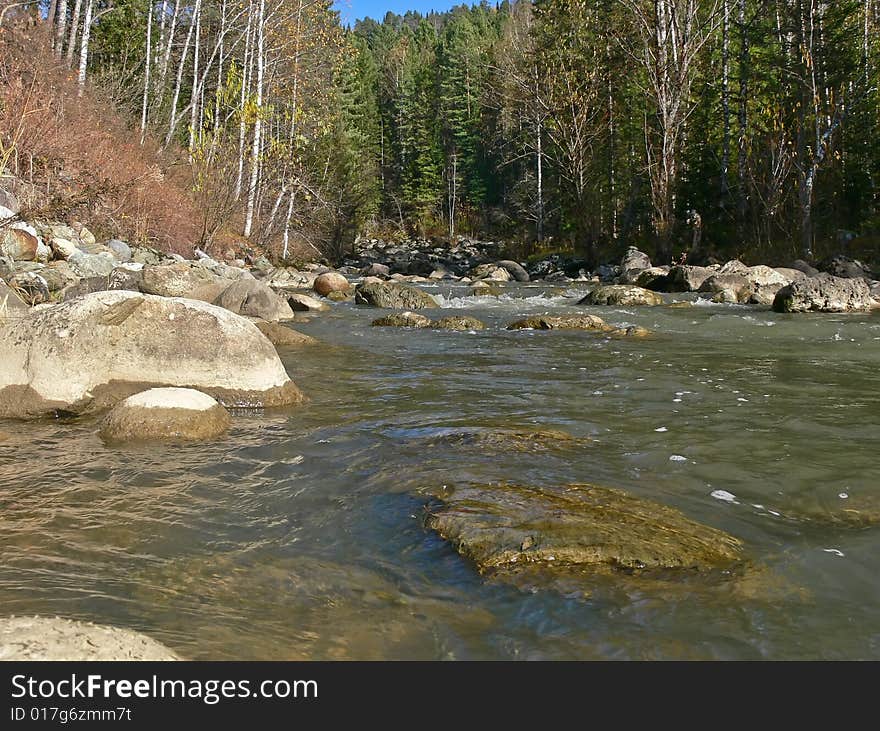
[{"xmin": 23, "ymin": 0, "xmax": 880, "ymax": 264}]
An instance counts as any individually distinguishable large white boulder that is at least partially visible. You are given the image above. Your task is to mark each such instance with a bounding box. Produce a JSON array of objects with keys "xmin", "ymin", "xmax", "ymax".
[{"xmin": 0, "ymin": 290, "xmax": 305, "ymax": 418}]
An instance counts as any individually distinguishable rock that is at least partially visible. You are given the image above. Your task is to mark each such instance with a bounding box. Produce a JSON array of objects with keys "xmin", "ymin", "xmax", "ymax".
[
  {"xmin": 0, "ymin": 290, "xmax": 304, "ymax": 418},
  {"xmin": 618, "ymin": 247, "xmax": 652, "ymax": 283},
  {"xmin": 506, "ymin": 314, "xmax": 611, "ymax": 331},
  {"xmin": 67, "ymin": 251, "xmax": 117, "ymax": 278},
  {"xmin": 326, "ymin": 290, "xmax": 352, "ymax": 302},
  {"xmin": 607, "ymin": 325, "xmax": 652, "ymax": 338},
  {"xmin": 61, "ymin": 276, "xmax": 110, "ymax": 300},
  {"xmin": 9, "ymin": 272, "xmax": 49, "ymax": 305},
  {"xmin": 774, "ymin": 267, "xmax": 809, "ymax": 282},
  {"xmin": 40, "ymin": 261, "xmax": 78, "ymax": 292},
  {"xmin": 496, "ymin": 260, "xmax": 530, "ymax": 282},
  {"xmin": 360, "ymin": 263, "xmax": 390, "ymax": 278},
  {"xmin": 313, "ymin": 271, "xmax": 351, "ymax": 297},
  {"xmin": 746, "ymin": 264, "xmax": 790, "ymax": 288},
  {"xmin": 0, "ymin": 279, "xmax": 29, "ymax": 317},
  {"xmin": 131, "ymin": 246, "xmax": 166, "ymax": 266},
  {"xmin": 106, "ymin": 239, "xmax": 132, "ymax": 262},
  {"xmin": 109, "ymin": 265, "xmax": 144, "ymax": 292},
  {"xmin": 0, "ymin": 189, "xmax": 20, "ymax": 214},
  {"xmin": 214, "ymin": 279, "xmax": 294, "ymax": 322},
  {"xmin": 141, "ymin": 262, "xmax": 227, "ymax": 301},
  {"xmin": 76, "ymin": 225, "xmax": 97, "ymax": 246},
  {"xmin": 772, "ymin": 273, "xmax": 875, "ymax": 313},
  {"xmin": 287, "ymin": 292, "xmax": 330, "ymax": 312},
  {"xmin": 699, "ymin": 273, "xmax": 752, "ymax": 302},
  {"xmin": 666, "ymin": 265, "xmax": 716, "ymax": 292},
  {"xmin": 355, "ymin": 281, "xmax": 438, "ymax": 309},
  {"xmin": 413, "ymin": 427, "xmax": 589, "ymax": 454},
  {"xmin": 430, "ymin": 315, "xmax": 485, "ymax": 331},
  {"xmin": 428, "ymin": 266, "xmax": 455, "ymax": 280},
  {"xmin": 718, "ymin": 259, "xmax": 749, "ymax": 274},
  {"xmin": 253, "ymin": 320, "xmax": 318, "ymax": 347},
  {"xmin": 50, "ymin": 237, "xmax": 79, "ymax": 260},
  {"xmin": 99, "ymin": 387, "xmax": 231, "ymax": 443},
  {"xmin": 818, "ymin": 255, "xmax": 873, "ymax": 280},
  {"xmin": 470, "ymin": 281, "xmax": 501, "ymax": 297},
  {"xmin": 470, "ymin": 263, "xmax": 511, "ymax": 282},
  {"xmin": 0, "ymin": 225, "xmax": 39, "ymax": 261},
  {"xmin": 579, "ymin": 285, "xmax": 663, "ymax": 306},
  {"xmin": 425, "ymin": 482, "xmax": 743, "ymax": 583},
  {"xmin": 371, "ymin": 311, "xmax": 431, "ymax": 328},
  {"xmin": 788, "ymin": 259, "xmax": 820, "ymax": 277},
  {"xmin": 635, "ymin": 266, "xmax": 670, "ymax": 289},
  {"xmin": 0, "ymin": 616, "xmax": 180, "ymax": 661}
]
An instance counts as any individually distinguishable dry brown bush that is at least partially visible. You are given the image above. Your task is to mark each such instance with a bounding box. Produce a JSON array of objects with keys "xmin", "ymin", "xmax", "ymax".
[{"xmin": 0, "ymin": 23, "xmax": 202, "ymax": 255}]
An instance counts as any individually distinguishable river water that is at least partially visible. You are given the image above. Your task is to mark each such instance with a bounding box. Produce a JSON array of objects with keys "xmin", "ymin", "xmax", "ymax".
[{"xmin": 2, "ymin": 282, "xmax": 879, "ymax": 659}]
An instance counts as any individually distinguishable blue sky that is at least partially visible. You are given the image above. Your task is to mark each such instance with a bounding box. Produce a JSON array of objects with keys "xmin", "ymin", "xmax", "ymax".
[{"xmin": 334, "ymin": 1, "xmax": 463, "ymax": 26}]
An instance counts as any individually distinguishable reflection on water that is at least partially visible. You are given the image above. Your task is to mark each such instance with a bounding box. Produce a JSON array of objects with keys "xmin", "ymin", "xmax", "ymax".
[{"xmin": 1, "ymin": 284, "xmax": 879, "ymax": 659}]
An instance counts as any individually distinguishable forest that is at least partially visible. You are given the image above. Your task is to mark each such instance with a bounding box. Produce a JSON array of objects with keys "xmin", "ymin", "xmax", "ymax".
[{"xmin": 2, "ymin": 0, "xmax": 879, "ymax": 266}]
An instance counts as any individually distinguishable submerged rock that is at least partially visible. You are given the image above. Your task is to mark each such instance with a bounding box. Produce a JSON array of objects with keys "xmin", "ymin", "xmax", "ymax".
[
  {"xmin": 371, "ymin": 311, "xmax": 431, "ymax": 328},
  {"xmin": 0, "ymin": 616, "xmax": 180, "ymax": 660},
  {"xmin": 414, "ymin": 427, "xmax": 589, "ymax": 454},
  {"xmin": 772, "ymin": 273, "xmax": 875, "ymax": 313},
  {"xmin": 430, "ymin": 315, "xmax": 485, "ymax": 331},
  {"xmin": 100, "ymin": 387, "xmax": 231, "ymax": 443},
  {"xmin": 506, "ymin": 314, "xmax": 610, "ymax": 331},
  {"xmin": 0, "ymin": 290, "xmax": 304, "ymax": 418},
  {"xmin": 355, "ymin": 281, "xmax": 438, "ymax": 310},
  {"xmin": 579, "ymin": 285, "xmax": 663, "ymax": 306},
  {"xmin": 254, "ymin": 320, "xmax": 318, "ymax": 346},
  {"xmin": 426, "ymin": 483, "xmax": 743, "ymax": 585}
]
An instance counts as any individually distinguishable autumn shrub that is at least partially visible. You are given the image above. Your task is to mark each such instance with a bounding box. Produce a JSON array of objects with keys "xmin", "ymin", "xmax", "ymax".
[{"xmin": 0, "ymin": 23, "xmax": 202, "ymax": 255}]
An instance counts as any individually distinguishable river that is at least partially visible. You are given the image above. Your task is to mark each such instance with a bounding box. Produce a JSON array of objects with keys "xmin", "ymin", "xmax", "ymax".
[{"xmin": 2, "ymin": 282, "xmax": 879, "ymax": 659}]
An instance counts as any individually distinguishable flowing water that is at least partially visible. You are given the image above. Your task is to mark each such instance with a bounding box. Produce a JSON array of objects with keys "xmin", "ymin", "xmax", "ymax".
[{"xmin": 2, "ymin": 283, "xmax": 880, "ymax": 660}]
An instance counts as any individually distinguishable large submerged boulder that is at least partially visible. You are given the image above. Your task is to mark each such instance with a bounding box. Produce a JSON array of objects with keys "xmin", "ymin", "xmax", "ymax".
[
  {"xmin": 0, "ymin": 290, "xmax": 304, "ymax": 418},
  {"xmin": 0, "ymin": 616, "xmax": 180, "ymax": 661},
  {"xmin": 100, "ymin": 387, "xmax": 231, "ymax": 443},
  {"xmin": 506, "ymin": 314, "xmax": 611, "ymax": 331},
  {"xmin": 772, "ymin": 273, "xmax": 875, "ymax": 313},
  {"xmin": 355, "ymin": 281, "xmax": 438, "ymax": 309},
  {"xmin": 579, "ymin": 285, "xmax": 663, "ymax": 306},
  {"xmin": 426, "ymin": 482, "xmax": 743, "ymax": 586}
]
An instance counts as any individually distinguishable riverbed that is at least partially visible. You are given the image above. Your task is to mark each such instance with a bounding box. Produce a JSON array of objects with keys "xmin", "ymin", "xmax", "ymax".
[{"xmin": 2, "ymin": 282, "xmax": 879, "ymax": 659}]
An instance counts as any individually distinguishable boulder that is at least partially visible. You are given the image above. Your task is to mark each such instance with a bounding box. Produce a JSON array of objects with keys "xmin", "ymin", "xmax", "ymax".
[
  {"xmin": 470, "ymin": 281, "xmax": 501, "ymax": 297},
  {"xmin": 578, "ymin": 285, "xmax": 663, "ymax": 306},
  {"xmin": 253, "ymin": 320, "xmax": 318, "ymax": 347},
  {"xmin": 109, "ymin": 265, "xmax": 144, "ymax": 292},
  {"xmin": 506, "ymin": 314, "xmax": 611, "ymax": 331},
  {"xmin": 99, "ymin": 387, "xmax": 231, "ymax": 443},
  {"xmin": 496, "ymin": 260, "xmax": 530, "ymax": 282},
  {"xmin": 0, "ymin": 290, "xmax": 304, "ymax": 418},
  {"xmin": 50, "ymin": 237, "xmax": 79, "ymax": 260},
  {"xmin": 360, "ymin": 263, "xmax": 390, "ymax": 278},
  {"xmin": 788, "ymin": 259, "xmax": 820, "ymax": 277},
  {"xmin": 635, "ymin": 266, "xmax": 670, "ymax": 289},
  {"xmin": 106, "ymin": 239, "xmax": 132, "ymax": 262},
  {"xmin": 718, "ymin": 259, "xmax": 749, "ymax": 274},
  {"xmin": 287, "ymin": 292, "xmax": 330, "ymax": 312},
  {"xmin": 772, "ymin": 273, "xmax": 875, "ymax": 313},
  {"xmin": 818, "ymin": 255, "xmax": 873, "ymax": 280},
  {"xmin": 9, "ymin": 272, "xmax": 49, "ymax": 305},
  {"xmin": 371, "ymin": 311, "xmax": 432, "ymax": 328},
  {"xmin": 0, "ymin": 279, "xmax": 29, "ymax": 317},
  {"xmin": 0, "ymin": 616, "xmax": 180, "ymax": 661},
  {"xmin": 141, "ymin": 262, "xmax": 227, "ymax": 301},
  {"xmin": 425, "ymin": 483, "xmax": 743, "ymax": 583},
  {"xmin": 618, "ymin": 247, "xmax": 652, "ymax": 283},
  {"xmin": 214, "ymin": 279, "xmax": 294, "ymax": 322},
  {"xmin": 470, "ymin": 263, "xmax": 511, "ymax": 282},
  {"xmin": 41, "ymin": 261, "xmax": 78, "ymax": 292},
  {"xmin": 326, "ymin": 290, "xmax": 352, "ymax": 302},
  {"xmin": 313, "ymin": 271, "xmax": 351, "ymax": 297},
  {"xmin": 131, "ymin": 246, "xmax": 166, "ymax": 266},
  {"xmin": 0, "ymin": 225, "xmax": 39, "ymax": 261},
  {"xmin": 666, "ymin": 265, "xmax": 716, "ymax": 292},
  {"xmin": 67, "ymin": 251, "xmax": 117, "ymax": 278},
  {"xmin": 61, "ymin": 276, "xmax": 110, "ymax": 300},
  {"xmin": 699, "ymin": 273, "xmax": 752, "ymax": 302},
  {"xmin": 355, "ymin": 281, "xmax": 438, "ymax": 309},
  {"xmin": 430, "ymin": 315, "xmax": 485, "ymax": 331}
]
